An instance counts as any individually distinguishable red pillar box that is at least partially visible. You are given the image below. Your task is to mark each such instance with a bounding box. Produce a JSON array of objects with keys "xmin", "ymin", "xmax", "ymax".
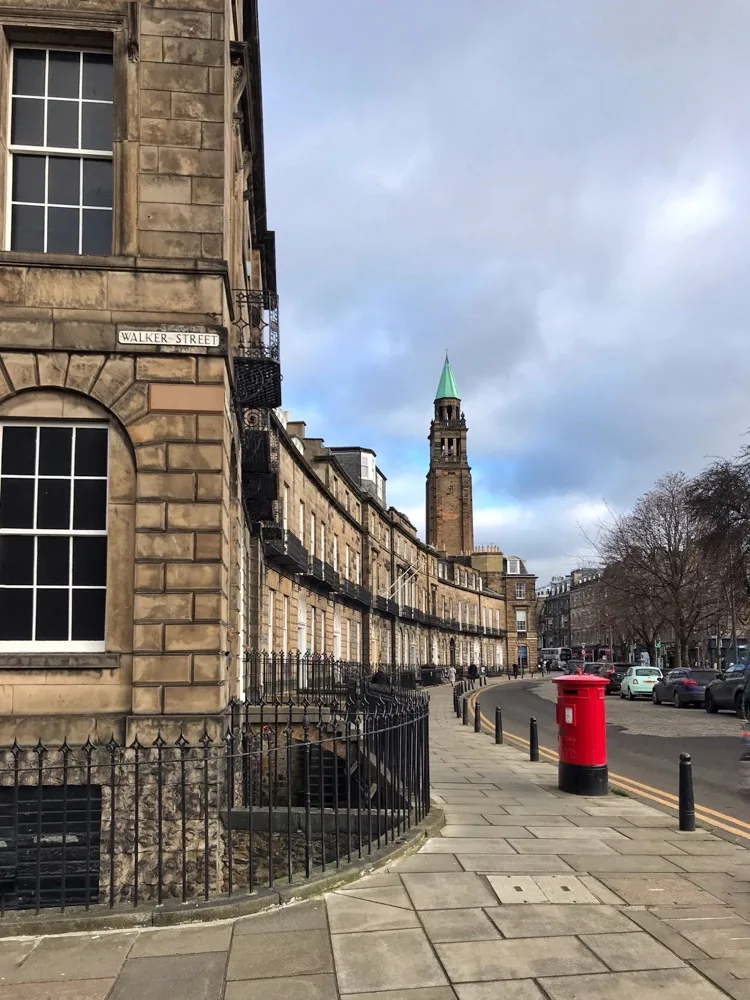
[{"xmin": 552, "ymin": 673, "xmax": 609, "ymax": 795}]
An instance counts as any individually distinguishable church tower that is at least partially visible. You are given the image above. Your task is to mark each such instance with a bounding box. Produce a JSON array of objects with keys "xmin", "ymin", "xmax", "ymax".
[{"xmin": 426, "ymin": 356, "xmax": 474, "ymax": 555}]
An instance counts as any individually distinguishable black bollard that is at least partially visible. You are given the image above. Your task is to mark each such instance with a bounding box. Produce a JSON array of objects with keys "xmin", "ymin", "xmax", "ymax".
[
  {"xmin": 495, "ymin": 705, "xmax": 503, "ymax": 745},
  {"xmin": 474, "ymin": 700, "xmax": 481, "ymax": 732},
  {"xmin": 679, "ymin": 752, "xmax": 695, "ymax": 832},
  {"xmin": 530, "ymin": 717, "xmax": 539, "ymax": 762},
  {"xmin": 462, "ymin": 696, "xmax": 469, "ymax": 726}
]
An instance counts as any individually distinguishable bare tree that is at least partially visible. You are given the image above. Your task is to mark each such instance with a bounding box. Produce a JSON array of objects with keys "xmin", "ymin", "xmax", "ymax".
[{"xmin": 599, "ymin": 473, "xmax": 723, "ymax": 668}]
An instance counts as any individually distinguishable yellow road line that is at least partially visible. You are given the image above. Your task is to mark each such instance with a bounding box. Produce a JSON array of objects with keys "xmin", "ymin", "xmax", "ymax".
[{"xmin": 465, "ymin": 690, "xmax": 750, "ymax": 843}]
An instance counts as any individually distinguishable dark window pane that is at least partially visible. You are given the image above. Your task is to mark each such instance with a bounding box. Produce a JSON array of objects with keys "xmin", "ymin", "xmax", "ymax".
[
  {"xmin": 73, "ymin": 480, "xmax": 106, "ymax": 530},
  {"xmin": 0, "ymin": 479, "xmax": 35, "ymax": 528},
  {"xmin": 38, "ymin": 536, "xmax": 70, "ymax": 586},
  {"xmin": 81, "ymin": 102, "xmax": 112, "ymax": 151},
  {"xmin": 36, "ymin": 589, "xmax": 69, "ymax": 641},
  {"xmin": 12, "ymin": 50, "xmax": 45, "ymax": 97},
  {"xmin": 48, "ymin": 51, "xmax": 79, "ymax": 99},
  {"xmin": 0, "ymin": 536, "xmax": 34, "ymax": 585},
  {"xmin": 82, "ymin": 54, "xmax": 113, "ymax": 102},
  {"xmin": 12, "ymin": 155, "xmax": 45, "ymax": 204},
  {"xmin": 73, "ymin": 537, "xmax": 106, "ymax": 586},
  {"xmin": 0, "ymin": 590, "xmax": 32, "ymax": 641},
  {"xmin": 82, "ymin": 159, "xmax": 111, "ymax": 208},
  {"xmin": 74, "ymin": 429, "xmax": 108, "ymax": 476},
  {"xmin": 48, "ymin": 157, "xmax": 80, "ymax": 206},
  {"xmin": 1, "ymin": 427, "xmax": 36, "ymax": 475},
  {"xmin": 11, "ymin": 205, "xmax": 45, "ymax": 252},
  {"xmin": 37, "ymin": 478, "xmax": 71, "ymax": 529},
  {"xmin": 39, "ymin": 427, "xmax": 72, "ymax": 475},
  {"xmin": 71, "ymin": 589, "xmax": 105, "ymax": 641},
  {"xmin": 47, "ymin": 206, "xmax": 79, "ymax": 254},
  {"xmin": 81, "ymin": 210, "xmax": 111, "ymax": 256},
  {"xmin": 11, "ymin": 97, "xmax": 44, "ymax": 146},
  {"xmin": 47, "ymin": 100, "xmax": 79, "ymax": 149}
]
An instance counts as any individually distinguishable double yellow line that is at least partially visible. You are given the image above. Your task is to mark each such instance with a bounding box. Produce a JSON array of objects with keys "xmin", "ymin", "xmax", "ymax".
[{"xmin": 467, "ymin": 689, "xmax": 750, "ymax": 844}]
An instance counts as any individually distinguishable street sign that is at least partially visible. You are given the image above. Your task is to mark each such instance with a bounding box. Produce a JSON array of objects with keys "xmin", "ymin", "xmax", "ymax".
[{"xmin": 655, "ymin": 641, "xmax": 662, "ymax": 648}]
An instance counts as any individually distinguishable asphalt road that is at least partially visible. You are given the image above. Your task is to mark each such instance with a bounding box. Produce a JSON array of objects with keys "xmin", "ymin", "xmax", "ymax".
[{"xmin": 478, "ymin": 676, "xmax": 750, "ymax": 828}]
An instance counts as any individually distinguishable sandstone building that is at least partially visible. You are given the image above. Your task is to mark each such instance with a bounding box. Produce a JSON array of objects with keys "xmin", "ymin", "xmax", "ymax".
[{"xmin": 0, "ymin": 0, "xmax": 536, "ymax": 740}]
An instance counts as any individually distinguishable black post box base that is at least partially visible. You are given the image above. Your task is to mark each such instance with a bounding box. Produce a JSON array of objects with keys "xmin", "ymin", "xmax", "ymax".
[{"xmin": 558, "ymin": 762, "xmax": 608, "ymax": 796}]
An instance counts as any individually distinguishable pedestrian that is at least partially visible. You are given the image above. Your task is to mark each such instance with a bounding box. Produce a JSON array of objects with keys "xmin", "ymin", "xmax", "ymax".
[
  {"xmin": 512, "ymin": 662, "xmax": 519, "ymax": 679},
  {"xmin": 468, "ymin": 663, "xmax": 477, "ymax": 688},
  {"xmin": 546, "ymin": 660, "xmax": 551, "ymax": 676},
  {"xmin": 448, "ymin": 664, "xmax": 456, "ymax": 686}
]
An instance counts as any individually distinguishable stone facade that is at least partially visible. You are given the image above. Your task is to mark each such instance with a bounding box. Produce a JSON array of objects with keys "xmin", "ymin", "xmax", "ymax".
[
  {"xmin": 0, "ymin": 0, "xmax": 537, "ymax": 742},
  {"xmin": 0, "ymin": 0, "xmax": 268, "ymax": 739}
]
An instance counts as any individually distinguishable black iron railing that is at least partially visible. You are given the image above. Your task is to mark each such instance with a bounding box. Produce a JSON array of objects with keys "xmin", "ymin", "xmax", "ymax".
[
  {"xmin": 308, "ymin": 557, "xmax": 339, "ymax": 591},
  {"xmin": 0, "ymin": 687, "xmax": 429, "ymax": 917},
  {"xmin": 233, "ymin": 289, "xmax": 282, "ymax": 409},
  {"xmin": 262, "ymin": 528, "xmax": 308, "ymax": 574},
  {"xmin": 375, "ymin": 596, "xmax": 399, "ymax": 617}
]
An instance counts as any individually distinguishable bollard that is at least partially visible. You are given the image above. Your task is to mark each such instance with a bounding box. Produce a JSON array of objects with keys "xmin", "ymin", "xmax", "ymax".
[
  {"xmin": 462, "ymin": 696, "xmax": 469, "ymax": 726},
  {"xmin": 474, "ymin": 700, "xmax": 481, "ymax": 732},
  {"xmin": 679, "ymin": 752, "xmax": 695, "ymax": 832},
  {"xmin": 495, "ymin": 705, "xmax": 503, "ymax": 744},
  {"xmin": 453, "ymin": 687, "xmax": 459, "ymax": 717},
  {"xmin": 530, "ymin": 717, "xmax": 540, "ymax": 762}
]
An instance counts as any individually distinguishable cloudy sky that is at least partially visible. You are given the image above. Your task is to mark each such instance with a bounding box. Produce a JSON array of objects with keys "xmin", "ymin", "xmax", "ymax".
[{"xmin": 258, "ymin": 0, "xmax": 750, "ymax": 584}]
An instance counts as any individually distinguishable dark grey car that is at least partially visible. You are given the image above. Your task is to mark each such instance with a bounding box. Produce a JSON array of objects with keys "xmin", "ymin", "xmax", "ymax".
[
  {"xmin": 652, "ymin": 669, "xmax": 716, "ymax": 708},
  {"xmin": 705, "ymin": 663, "xmax": 750, "ymax": 716}
]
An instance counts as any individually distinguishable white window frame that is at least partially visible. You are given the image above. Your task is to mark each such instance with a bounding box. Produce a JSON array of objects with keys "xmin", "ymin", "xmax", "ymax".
[
  {"xmin": 515, "ymin": 582, "xmax": 526, "ymax": 599},
  {"xmin": 267, "ymin": 588, "xmax": 275, "ymax": 651},
  {"xmin": 282, "ymin": 484, "xmax": 289, "ymax": 531},
  {"xmin": 310, "ymin": 511, "xmax": 315, "ymax": 556},
  {"xmin": 0, "ymin": 421, "xmax": 108, "ymax": 652},
  {"xmin": 298, "ymin": 500, "xmax": 305, "ymax": 543},
  {"xmin": 516, "ymin": 610, "xmax": 528, "ymax": 632},
  {"xmin": 508, "ymin": 557, "xmax": 521, "ymax": 575},
  {"xmin": 319, "ymin": 521, "xmax": 326, "ymax": 562},
  {"xmin": 7, "ymin": 45, "xmax": 115, "ymax": 255}
]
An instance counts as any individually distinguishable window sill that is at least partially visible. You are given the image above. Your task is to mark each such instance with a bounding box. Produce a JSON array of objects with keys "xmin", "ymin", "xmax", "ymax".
[{"xmin": 0, "ymin": 653, "xmax": 119, "ymax": 670}]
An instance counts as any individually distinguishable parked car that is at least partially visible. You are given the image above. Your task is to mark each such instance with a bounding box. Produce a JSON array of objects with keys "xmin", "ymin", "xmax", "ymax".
[
  {"xmin": 652, "ymin": 668, "xmax": 717, "ymax": 708},
  {"xmin": 705, "ymin": 663, "xmax": 750, "ymax": 716},
  {"xmin": 620, "ymin": 666, "xmax": 662, "ymax": 700},
  {"xmin": 596, "ymin": 662, "xmax": 634, "ymax": 694},
  {"xmin": 564, "ymin": 660, "xmax": 600, "ymax": 675}
]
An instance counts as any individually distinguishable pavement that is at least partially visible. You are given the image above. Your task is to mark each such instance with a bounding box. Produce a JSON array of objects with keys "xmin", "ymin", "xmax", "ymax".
[
  {"xmin": 2, "ymin": 682, "xmax": 750, "ymax": 999},
  {"xmin": 479, "ymin": 677, "xmax": 750, "ymax": 828}
]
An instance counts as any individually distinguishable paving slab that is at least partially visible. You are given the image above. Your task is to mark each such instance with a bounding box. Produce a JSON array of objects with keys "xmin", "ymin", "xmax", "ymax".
[
  {"xmin": 420, "ymin": 907, "xmax": 501, "ymax": 942},
  {"xmin": 436, "ymin": 935, "xmax": 607, "ymax": 981},
  {"xmin": 326, "ymin": 892, "xmax": 420, "ymax": 933},
  {"xmin": 389, "ymin": 853, "xmax": 463, "ymax": 872},
  {"xmin": 0, "ymin": 941, "xmax": 38, "ymax": 981},
  {"xmin": 331, "ymin": 929, "xmax": 448, "ymax": 994},
  {"xmin": 402, "ymin": 872, "xmax": 498, "ymax": 909},
  {"xmin": 234, "ymin": 899, "xmax": 328, "ymax": 935},
  {"xmin": 597, "ymin": 875, "xmax": 726, "ymax": 906},
  {"xmin": 443, "ymin": 813, "xmax": 491, "ymax": 825},
  {"xmin": 109, "ymin": 953, "xmax": 227, "ymax": 1000},
  {"xmin": 226, "ymin": 929, "xmax": 334, "ymax": 980},
  {"xmin": 483, "ymin": 813, "xmax": 574, "ymax": 826},
  {"xmin": 440, "ymin": 824, "xmax": 533, "ymax": 838},
  {"xmin": 334, "ymin": 884, "xmax": 413, "ymax": 908},
  {"xmin": 7, "ymin": 934, "xmax": 136, "ymax": 984},
  {"xmin": 680, "ymin": 925, "xmax": 750, "ymax": 958},
  {"xmin": 580, "ymin": 931, "xmax": 685, "ymax": 971},
  {"xmin": 561, "ymin": 854, "xmax": 685, "ymax": 873},
  {"xmin": 129, "ymin": 923, "xmax": 233, "ymax": 957},
  {"xmin": 226, "ymin": 974, "xmax": 338, "ymax": 1000},
  {"xmin": 539, "ymin": 966, "xmax": 731, "ymax": 1000},
  {"xmin": 487, "ymin": 903, "xmax": 637, "ymax": 938},
  {"xmin": 459, "ymin": 855, "xmax": 575, "ymax": 873},
  {"xmin": 423, "ymin": 837, "xmax": 518, "ymax": 854},
  {"xmin": 0, "ymin": 983, "xmax": 115, "ymax": 1000},
  {"xmin": 508, "ymin": 838, "xmax": 616, "ymax": 854},
  {"xmin": 340, "ymin": 989, "xmax": 455, "ymax": 1000},
  {"xmin": 524, "ymin": 826, "xmax": 627, "ymax": 840},
  {"xmin": 454, "ymin": 984, "xmax": 546, "ymax": 1000}
]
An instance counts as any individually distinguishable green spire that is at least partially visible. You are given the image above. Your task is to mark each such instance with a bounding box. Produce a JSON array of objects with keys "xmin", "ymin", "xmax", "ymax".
[{"xmin": 435, "ymin": 354, "xmax": 460, "ymax": 400}]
